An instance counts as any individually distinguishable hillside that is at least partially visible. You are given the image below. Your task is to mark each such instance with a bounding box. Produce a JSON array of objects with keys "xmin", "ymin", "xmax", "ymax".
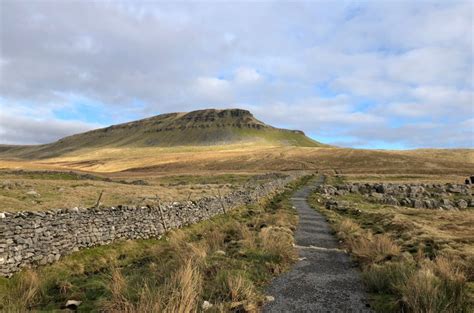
[{"xmin": 0, "ymin": 109, "xmax": 322, "ymax": 159}]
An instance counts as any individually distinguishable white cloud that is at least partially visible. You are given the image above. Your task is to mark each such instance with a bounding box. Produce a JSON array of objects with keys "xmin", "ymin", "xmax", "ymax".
[
  {"xmin": 192, "ymin": 77, "xmax": 233, "ymax": 103},
  {"xmin": 0, "ymin": 0, "xmax": 472, "ymax": 148},
  {"xmin": 234, "ymin": 67, "xmax": 262, "ymax": 84},
  {"xmin": 0, "ymin": 111, "xmax": 101, "ymax": 145}
]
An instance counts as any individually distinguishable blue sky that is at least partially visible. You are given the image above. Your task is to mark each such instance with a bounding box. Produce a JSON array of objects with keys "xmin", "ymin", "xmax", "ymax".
[{"xmin": 0, "ymin": 0, "xmax": 472, "ymax": 149}]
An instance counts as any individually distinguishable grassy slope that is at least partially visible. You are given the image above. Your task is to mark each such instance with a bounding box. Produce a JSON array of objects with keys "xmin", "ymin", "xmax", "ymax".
[{"xmin": 0, "ymin": 176, "xmax": 310, "ymax": 312}]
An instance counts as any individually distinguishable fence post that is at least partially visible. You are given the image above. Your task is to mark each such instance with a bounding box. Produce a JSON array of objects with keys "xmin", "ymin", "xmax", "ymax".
[{"xmin": 156, "ymin": 197, "xmax": 168, "ymax": 232}]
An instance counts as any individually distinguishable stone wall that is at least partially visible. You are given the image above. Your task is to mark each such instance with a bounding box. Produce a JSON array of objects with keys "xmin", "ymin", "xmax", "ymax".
[
  {"xmin": 0, "ymin": 175, "xmax": 298, "ymax": 277},
  {"xmin": 317, "ymin": 183, "xmax": 473, "ymax": 210}
]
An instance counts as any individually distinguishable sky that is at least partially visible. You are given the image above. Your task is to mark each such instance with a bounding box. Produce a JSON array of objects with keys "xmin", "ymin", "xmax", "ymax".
[{"xmin": 0, "ymin": 0, "xmax": 472, "ymax": 149}]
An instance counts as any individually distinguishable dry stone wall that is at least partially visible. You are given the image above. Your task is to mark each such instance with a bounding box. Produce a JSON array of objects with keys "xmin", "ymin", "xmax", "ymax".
[
  {"xmin": 317, "ymin": 183, "xmax": 473, "ymax": 210},
  {"xmin": 0, "ymin": 175, "xmax": 298, "ymax": 277}
]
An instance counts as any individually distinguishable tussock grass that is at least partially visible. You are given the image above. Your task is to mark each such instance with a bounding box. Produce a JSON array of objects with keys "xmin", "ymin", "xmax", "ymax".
[
  {"xmin": 348, "ymin": 233, "xmax": 401, "ymax": 265},
  {"xmin": 260, "ymin": 226, "xmax": 298, "ymax": 266},
  {"xmin": 0, "ymin": 269, "xmax": 40, "ymax": 312}
]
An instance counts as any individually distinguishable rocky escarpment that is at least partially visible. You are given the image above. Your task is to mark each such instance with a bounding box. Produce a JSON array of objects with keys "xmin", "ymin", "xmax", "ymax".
[
  {"xmin": 0, "ymin": 174, "xmax": 300, "ymax": 277},
  {"xmin": 316, "ymin": 183, "xmax": 472, "ymax": 210}
]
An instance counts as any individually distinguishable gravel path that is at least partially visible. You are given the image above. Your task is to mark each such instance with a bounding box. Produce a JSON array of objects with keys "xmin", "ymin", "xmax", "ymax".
[{"xmin": 263, "ymin": 177, "xmax": 372, "ymax": 313}]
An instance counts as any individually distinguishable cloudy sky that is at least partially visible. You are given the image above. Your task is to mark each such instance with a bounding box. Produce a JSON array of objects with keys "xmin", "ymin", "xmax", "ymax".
[{"xmin": 0, "ymin": 0, "xmax": 472, "ymax": 149}]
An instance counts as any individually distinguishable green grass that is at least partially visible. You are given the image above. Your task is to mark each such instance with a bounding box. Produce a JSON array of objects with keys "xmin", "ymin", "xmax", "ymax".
[{"xmin": 0, "ymin": 176, "xmax": 312, "ymax": 312}]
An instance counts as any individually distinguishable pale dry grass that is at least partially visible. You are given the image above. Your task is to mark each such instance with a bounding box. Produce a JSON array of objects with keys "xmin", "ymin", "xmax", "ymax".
[
  {"xmin": 348, "ymin": 233, "xmax": 401, "ymax": 265},
  {"xmin": 226, "ymin": 274, "xmax": 259, "ymax": 312},
  {"xmin": 164, "ymin": 260, "xmax": 203, "ymax": 313},
  {"xmin": 103, "ymin": 260, "xmax": 202, "ymax": 313}
]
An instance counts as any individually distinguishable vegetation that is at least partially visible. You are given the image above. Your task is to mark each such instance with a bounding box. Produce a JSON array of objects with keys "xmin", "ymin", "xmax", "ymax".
[
  {"xmin": 0, "ymin": 176, "xmax": 311, "ymax": 312},
  {"xmin": 309, "ymin": 178, "xmax": 473, "ymax": 313}
]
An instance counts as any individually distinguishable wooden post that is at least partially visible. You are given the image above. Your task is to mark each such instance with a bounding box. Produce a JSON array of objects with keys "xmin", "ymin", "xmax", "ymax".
[
  {"xmin": 157, "ymin": 197, "xmax": 168, "ymax": 232},
  {"xmin": 217, "ymin": 189, "xmax": 226, "ymax": 214},
  {"xmin": 95, "ymin": 190, "xmax": 104, "ymax": 209}
]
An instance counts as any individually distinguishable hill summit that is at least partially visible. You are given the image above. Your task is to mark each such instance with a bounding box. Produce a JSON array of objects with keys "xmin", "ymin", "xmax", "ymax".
[{"xmin": 0, "ymin": 109, "xmax": 323, "ymax": 158}]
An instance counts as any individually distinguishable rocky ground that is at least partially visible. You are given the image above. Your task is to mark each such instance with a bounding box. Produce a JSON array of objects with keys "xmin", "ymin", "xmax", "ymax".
[{"xmin": 316, "ymin": 182, "xmax": 472, "ymax": 210}]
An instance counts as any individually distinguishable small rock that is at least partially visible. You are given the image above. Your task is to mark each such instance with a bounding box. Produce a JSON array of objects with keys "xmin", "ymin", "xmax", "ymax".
[
  {"xmin": 215, "ymin": 250, "xmax": 226, "ymax": 256},
  {"xmin": 65, "ymin": 300, "xmax": 82, "ymax": 310},
  {"xmin": 202, "ymin": 300, "xmax": 213, "ymax": 310},
  {"xmin": 26, "ymin": 190, "xmax": 40, "ymax": 197},
  {"xmin": 265, "ymin": 295, "xmax": 275, "ymax": 302}
]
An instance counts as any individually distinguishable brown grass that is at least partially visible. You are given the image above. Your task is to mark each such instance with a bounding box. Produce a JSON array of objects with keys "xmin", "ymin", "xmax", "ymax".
[{"xmin": 1, "ymin": 145, "xmax": 472, "ymax": 175}]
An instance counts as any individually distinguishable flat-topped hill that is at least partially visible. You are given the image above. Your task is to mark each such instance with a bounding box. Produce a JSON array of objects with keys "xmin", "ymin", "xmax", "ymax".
[{"xmin": 0, "ymin": 109, "xmax": 323, "ymax": 159}]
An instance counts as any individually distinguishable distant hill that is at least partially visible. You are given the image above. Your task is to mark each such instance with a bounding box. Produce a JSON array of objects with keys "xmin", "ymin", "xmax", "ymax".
[{"xmin": 0, "ymin": 108, "xmax": 324, "ymax": 159}]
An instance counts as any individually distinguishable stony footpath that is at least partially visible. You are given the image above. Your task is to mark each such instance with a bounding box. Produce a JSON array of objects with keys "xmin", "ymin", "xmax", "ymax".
[
  {"xmin": 0, "ymin": 174, "xmax": 299, "ymax": 277},
  {"xmin": 317, "ymin": 182, "xmax": 472, "ymax": 210},
  {"xmin": 264, "ymin": 177, "xmax": 372, "ymax": 312}
]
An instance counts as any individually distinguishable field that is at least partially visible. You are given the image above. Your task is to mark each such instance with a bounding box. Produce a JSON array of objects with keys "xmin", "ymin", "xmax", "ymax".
[
  {"xmin": 1, "ymin": 145, "xmax": 473, "ymax": 174},
  {"xmin": 309, "ymin": 175, "xmax": 473, "ymax": 312},
  {"xmin": 0, "ymin": 169, "xmax": 276, "ymax": 212},
  {"xmin": 1, "ymin": 145, "xmax": 471, "ymax": 212}
]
